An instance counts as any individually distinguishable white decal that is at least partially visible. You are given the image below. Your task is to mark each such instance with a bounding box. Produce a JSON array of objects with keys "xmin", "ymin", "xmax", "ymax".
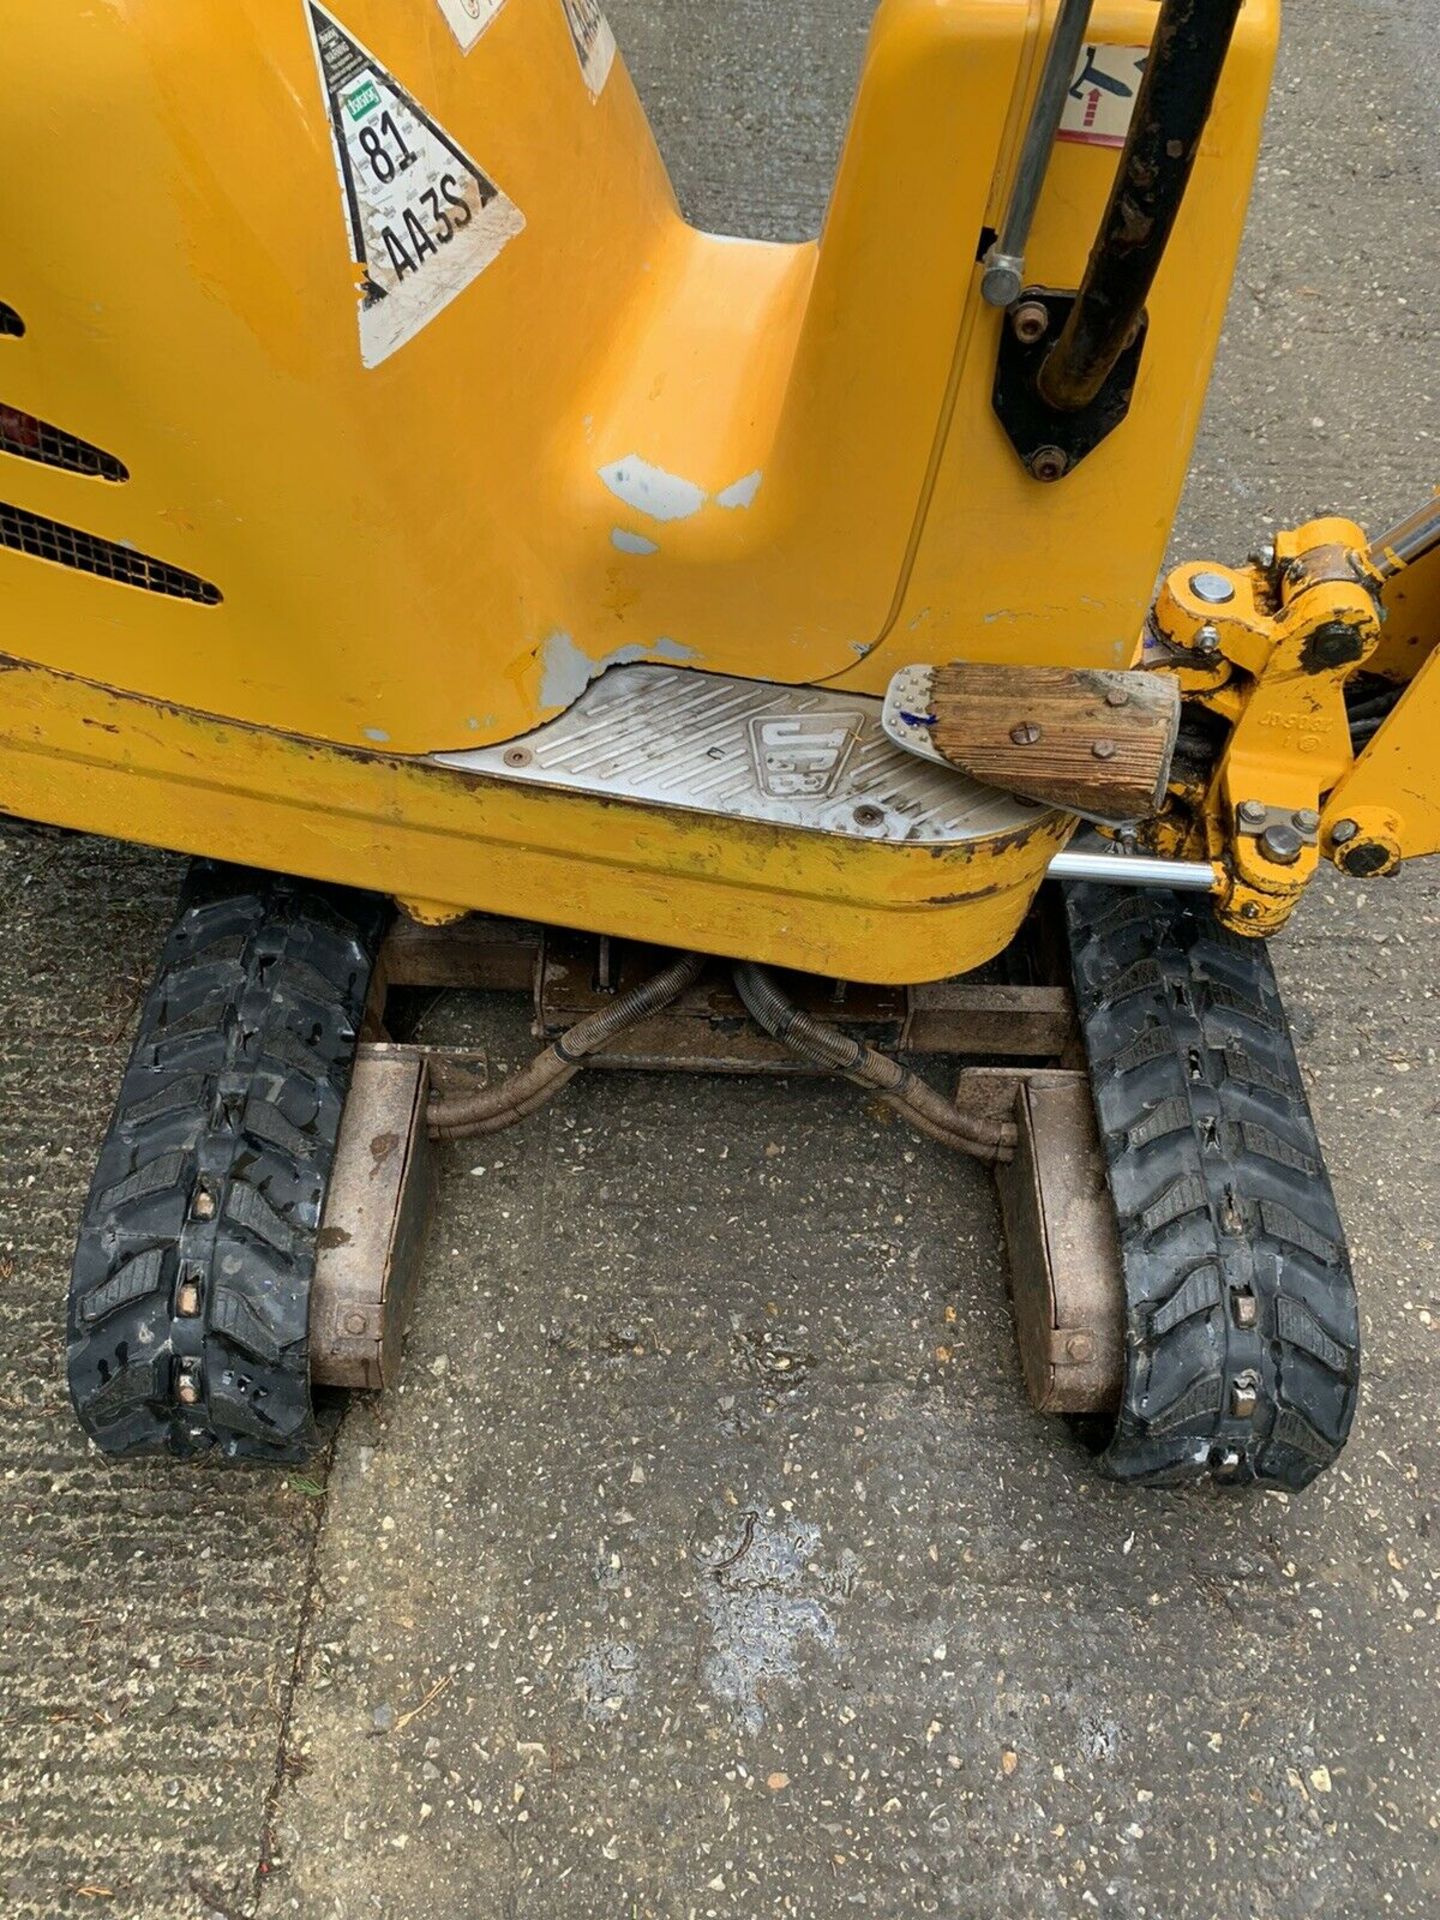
[
  {"xmin": 436, "ymin": 0, "xmax": 505, "ymax": 54},
  {"xmin": 1058, "ymin": 43, "xmax": 1150, "ymax": 150},
  {"xmin": 560, "ymin": 0, "xmax": 616, "ymax": 98},
  {"xmin": 306, "ymin": 2, "xmax": 525, "ymax": 367}
]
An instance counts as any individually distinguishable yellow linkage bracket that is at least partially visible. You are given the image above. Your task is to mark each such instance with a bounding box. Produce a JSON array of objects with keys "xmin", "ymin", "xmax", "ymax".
[{"xmin": 1152, "ymin": 517, "xmax": 1383, "ymax": 936}]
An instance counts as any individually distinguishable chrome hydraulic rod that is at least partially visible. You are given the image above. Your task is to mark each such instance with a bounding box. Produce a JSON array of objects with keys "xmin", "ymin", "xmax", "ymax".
[
  {"xmin": 1047, "ymin": 847, "xmax": 1220, "ymax": 892},
  {"xmin": 981, "ymin": 0, "xmax": 1096, "ymax": 308},
  {"xmin": 1365, "ymin": 492, "xmax": 1440, "ymax": 584}
]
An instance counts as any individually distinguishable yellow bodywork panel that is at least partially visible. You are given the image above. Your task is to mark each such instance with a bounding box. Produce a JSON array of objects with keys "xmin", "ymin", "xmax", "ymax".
[
  {"xmin": 0, "ymin": 0, "xmax": 1280, "ymax": 978},
  {"xmin": 1327, "ymin": 513, "xmax": 1440, "ymax": 863},
  {"xmin": 1329, "ymin": 652, "xmax": 1440, "ymax": 866},
  {"xmin": 1371, "ymin": 535, "xmax": 1440, "ymax": 683},
  {"xmin": 0, "ymin": 654, "xmax": 1070, "ymax": 984},
  {"xmin": 1, "ymin": 0, "xmax": 1279, "ymax": 746}
]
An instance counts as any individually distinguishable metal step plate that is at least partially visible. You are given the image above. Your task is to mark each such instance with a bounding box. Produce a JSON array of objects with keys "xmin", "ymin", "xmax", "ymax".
[{"xmin": 433, "ymin": 664, "xmax": 1053, "ymax": 846}]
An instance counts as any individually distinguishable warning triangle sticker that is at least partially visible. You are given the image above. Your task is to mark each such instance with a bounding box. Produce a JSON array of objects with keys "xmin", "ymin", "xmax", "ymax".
[
  {"xmin": 306, "ymin": 2, "xmax": 525, "ymax": 368},
  {"xmin": 559, "ymin": 0, "xmax": 616, "ymax": 98}
]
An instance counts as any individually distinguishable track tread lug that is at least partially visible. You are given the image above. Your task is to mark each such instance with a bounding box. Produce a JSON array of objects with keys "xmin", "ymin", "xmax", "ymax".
[
  {"xmin": 210, "ymin": 1283, "xmax": 289, "ymax": 1365},
  {"xmin": 81, "ymin": 1351, "xmax": 169, "ymax": 1427},
  {"xmin": 1140, "ymin": 1172, "xmax": 1210, "ymax": 1235},
  {"xmin": 77, "ymin": 1247, "xmax": 168, "ymax": 1325},
  {"xmin": 1149, "ymin": 1262, "xmax": 1222, "ymax": 1339},
  {"xmin": 1257, "ymin": 1199, "xmax": 1340, "ymax": 1266},
  {"xmin": 1128, "ymin": 1097, "xmax": 1193, "ymax": 1151},
  {"xmin": 96, "ymin": 1149, "xmax": 190, "ymax": 1215},
  {"xmin": 1237, "ymin": 1121, "xmax": 1319, "ymax": 1176},
  {"xmin": 1146, "ymin": 1371, "xmax": 1224, "ymax": 1435},
  {"xmin": 1275, "ymin": 1296, "xmax": 1352, "ymax": 1376},
  {"xmin": 224, "ymin": 1179, "xmax": 303, "ymax": 1257}
]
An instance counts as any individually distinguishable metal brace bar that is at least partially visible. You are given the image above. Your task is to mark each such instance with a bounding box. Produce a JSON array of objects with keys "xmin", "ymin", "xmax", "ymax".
[{"xmin": 981, "ymin": 0, "xmax": 1096, "ymax": 308}]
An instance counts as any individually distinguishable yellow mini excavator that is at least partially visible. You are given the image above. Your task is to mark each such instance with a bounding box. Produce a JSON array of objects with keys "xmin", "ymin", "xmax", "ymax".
[{"xmin": 7, "ymin": 0, "xmax": 1436, "ymax": 1486}]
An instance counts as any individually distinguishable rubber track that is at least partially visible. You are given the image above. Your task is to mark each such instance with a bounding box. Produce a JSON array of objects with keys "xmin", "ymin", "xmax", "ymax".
[
  {"xmin": 67, "ymin": 862, "xmax": 389, "ymax": 1462},
  {"xmin": 1064, "ymin": 885, "xmax": 1359, "ymax": 1490}
]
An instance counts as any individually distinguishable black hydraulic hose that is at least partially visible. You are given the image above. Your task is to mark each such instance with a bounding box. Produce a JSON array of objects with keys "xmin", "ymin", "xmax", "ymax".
[
  {"xmin": 1037, "ymin": 0, "xmax": 1245, "ymax": 413},
  {"xmin": 732, "ymin": 963, "xmax": 1016, "ymax": 1166},
  {"xmin": 428, "ymin": 949, "xmax": 706, "ymax": 1140}
]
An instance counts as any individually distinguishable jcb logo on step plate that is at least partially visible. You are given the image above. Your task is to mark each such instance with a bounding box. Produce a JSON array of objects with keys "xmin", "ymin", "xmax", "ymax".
[{"xmin": 749, "ymin": 714, "xmax": 864, "ymax": 798}]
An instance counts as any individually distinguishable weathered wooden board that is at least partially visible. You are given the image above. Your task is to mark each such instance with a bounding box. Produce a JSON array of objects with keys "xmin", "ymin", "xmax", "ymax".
[{"xmin": 927, "ymin": 663, "xmax": 1179, "ymax": 820}]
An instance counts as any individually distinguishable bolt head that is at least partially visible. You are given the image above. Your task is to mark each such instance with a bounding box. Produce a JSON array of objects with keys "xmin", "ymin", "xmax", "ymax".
[
  {"xmin": 1065, "ymin": 1333, "xmax": 1094, "ymax": 1363},
  {"xmin": 1238, "ymin": 799, "xmax": 1268, "ymax": 826},
  {"xmin": 1010, "ymin": 722, "xmax": 1043, "ymax": 746},
  {"xmin": 343, "ymin": 1311, "xmax": 369, "ymax": 1337},
  {"xmin": 1292, "ymin": 808, "xmax": 1321, "ymax": 834},
  {"xmin": 1190, "ymin": 570, "xmax": 1236, "ymax": 606},
  {"xmin": 1330, "ymin": 817, "xmax": 1359, "ymax": 845},
  {"xmin": 1196, "ymin": 624, "xmax": 1221, "ymax": 655},
  {"xmin": 1104, "ymin": 686, "xmax": 1131, "ymax": 708},
  {"xmin": 1011, "ymin": 300, "xmax": 1050, "ymax": 345},
  {"xmin": 1250, "ymin": 540, "xmax": 1277, "ymax": 572},
  {"xmin": 1091, "ymin": 738, "xmax": 1117, "ymax": 761},
  {"xmin": 1259, "ymin": 822, "xmax": 1304, "ymax": 865},
  {"xmin": 1029, "ymin": 446, "xmax": 1069, "ymax": 484}
]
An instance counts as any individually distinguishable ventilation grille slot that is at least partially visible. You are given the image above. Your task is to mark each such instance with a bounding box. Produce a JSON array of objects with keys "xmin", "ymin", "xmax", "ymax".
[
  {"xmin": 0, "ymin": 304, "xmax": 23, "ymax": 339},
  {"xmin": 0, "ymin": 502, "xmax": 222, "ymax": 605},
  {"xmin": 0, "ymin": 403, "xmax": 129, "ymax": 481}
]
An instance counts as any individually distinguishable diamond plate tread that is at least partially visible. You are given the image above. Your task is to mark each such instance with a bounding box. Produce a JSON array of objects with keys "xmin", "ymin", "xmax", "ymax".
[{"xmin": 433, "ymin": 663, "xmax": 1055, "ymax": 845}]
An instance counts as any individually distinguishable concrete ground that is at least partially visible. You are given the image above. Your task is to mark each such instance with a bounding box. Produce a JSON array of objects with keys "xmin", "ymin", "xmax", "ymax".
[{"xmin": 2, "ymin": 1, "xmax": 1437, "ymax": 1916}]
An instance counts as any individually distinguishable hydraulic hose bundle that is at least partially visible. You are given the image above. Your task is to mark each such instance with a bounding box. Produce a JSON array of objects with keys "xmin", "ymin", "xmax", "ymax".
[
  {"xmin": 730, "ymin": 963, "xmax": 1014, "ymax": 1166},
  {"xmin": 428, "ymin": 949, "xmax": 1015, "ymax": 1163},
  {"xmin": 428, "ymin": 950, "xmax": 706, "ymax": 1139}
]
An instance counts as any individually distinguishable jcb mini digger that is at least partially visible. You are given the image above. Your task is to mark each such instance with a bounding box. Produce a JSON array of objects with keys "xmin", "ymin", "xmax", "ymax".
[{"xmin": 6, "ymin": 0, "xmax": 1436, "ymax": 1490}]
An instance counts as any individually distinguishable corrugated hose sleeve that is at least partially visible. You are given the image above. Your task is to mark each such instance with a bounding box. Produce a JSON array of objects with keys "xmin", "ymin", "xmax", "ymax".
[
  {"xmin": 428, "ymin": 950, "xmax": 706, "ymax": 1140},
  {"xmin": 731, "ymin": 963, "xmax": 1015, "ymax": 1165}
]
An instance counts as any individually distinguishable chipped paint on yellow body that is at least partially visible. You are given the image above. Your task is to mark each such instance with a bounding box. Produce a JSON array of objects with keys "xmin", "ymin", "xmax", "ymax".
[
  {"xmin": 0, "ymin": 0, "xmax": 1281, "ymax": 978},
  {"xmin": 0, "ymin": 654, "xmax": 1071, "ymax": 984}
]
